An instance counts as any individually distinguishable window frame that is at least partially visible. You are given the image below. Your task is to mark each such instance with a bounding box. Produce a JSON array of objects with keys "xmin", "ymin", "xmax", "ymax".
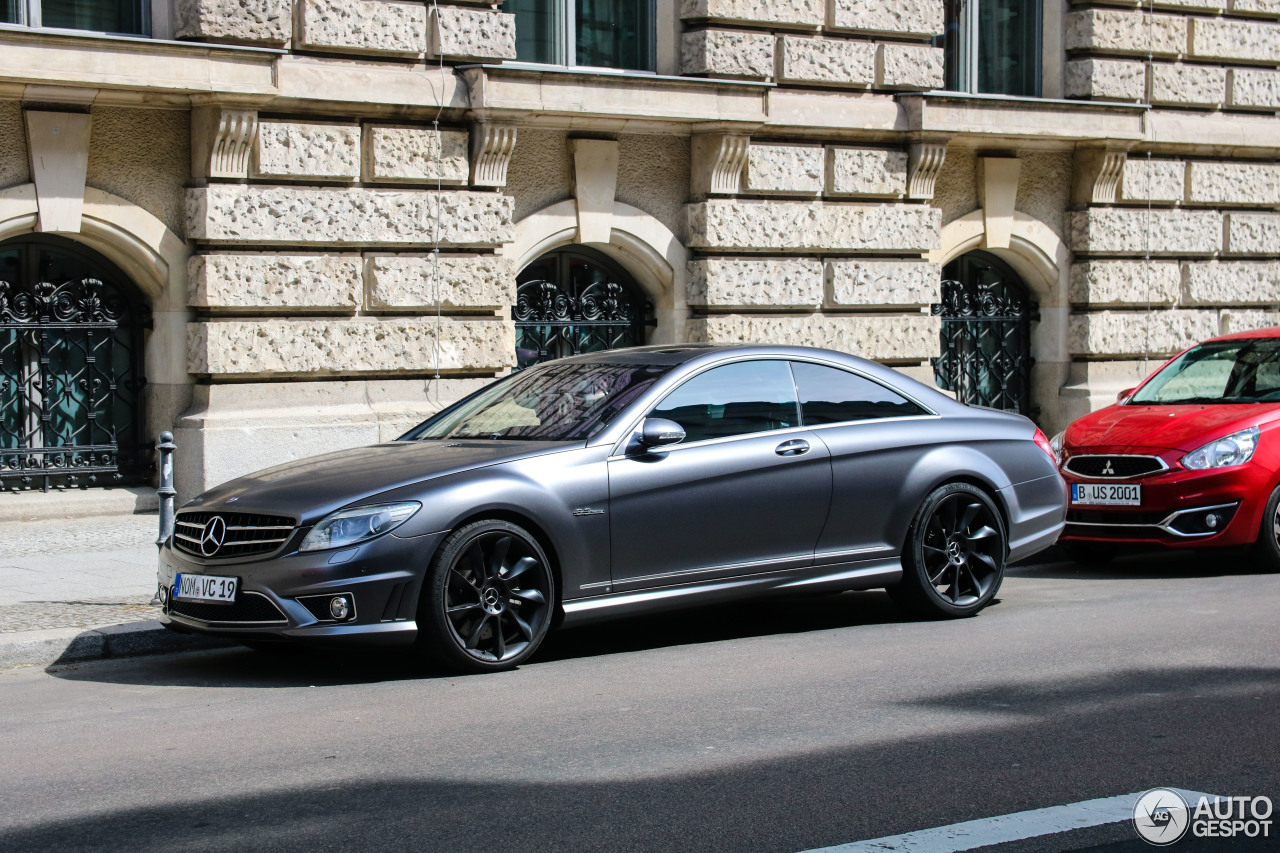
[
  {"xmin": 504, "ymin": 0, "xmax": 657, "ymax": 73},
  {"xmin": 2, "ymin": 0, "xmax": 152, "ymax": 37},
  {"xmin": 943, "ymin": 0, "xmax": 1042, "ymax": 98},
  {"xmin": 614, "ymin": 356, "xmax": 939, "ymax": 456}
]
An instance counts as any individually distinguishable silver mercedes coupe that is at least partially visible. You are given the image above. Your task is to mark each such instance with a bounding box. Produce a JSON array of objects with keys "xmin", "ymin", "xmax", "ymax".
[{"xmin": 158, "ymin": 344, "xmax": 1066, "ymax": 672}]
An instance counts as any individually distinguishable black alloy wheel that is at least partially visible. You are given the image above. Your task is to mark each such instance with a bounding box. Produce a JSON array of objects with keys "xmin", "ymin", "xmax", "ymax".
[
  {"xmin": 891, "ymin": 482, "xmax": 1007, "ymax": 618},
  {"xmin": 418, "ymin": 519, "xmax": 556, "ymax": 672}
]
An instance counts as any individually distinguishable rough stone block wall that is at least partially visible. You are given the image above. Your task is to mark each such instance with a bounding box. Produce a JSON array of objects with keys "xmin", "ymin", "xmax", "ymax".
[
  {"xmin": 1065, "ymin": 1, "xmax": 1280, "ymax": 110},
  {"xmin": 296, "ymin": 0, "xmax": 429, "ymax": 57},
  {"xmin": 254, "ymin": 120, "xmax": 361, "ymax": 180},
  {"xmin": 681, "ymin": 30, "xmax": 776, "ymax": 79},
  {"xmin": 175, "ymin": 0, "xmax": 292, "ymax": 46},
  {"xmin": 364, "ymin": 126, "xmax": 470, "ymax": 184},
  {"xmin": 188, "ymin": 318, "xmax": 515, "ymax": 376},
  {"xmin": 685, "ymin": 122, "xmax": 942, "ymax": 370},
  {"xmin": 186, "ymin": 103, "xmax": 517, "ymax": 388},
  {"xmin": 1069, "ymin": 147, "xmax": 1280, "ymax": 366},
  {"xmin": 429, "ymin": 6, "xmax": 517, "ymax": 61},
  {"xmin": 682, "ymin": 0, "xmax": 944, "ymax": 91}
]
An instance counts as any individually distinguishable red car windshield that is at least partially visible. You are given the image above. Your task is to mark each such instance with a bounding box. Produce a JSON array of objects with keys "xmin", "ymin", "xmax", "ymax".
[{"xmin": 1130, "ymin": 338, "xmax": 1280, "ymax": 405}]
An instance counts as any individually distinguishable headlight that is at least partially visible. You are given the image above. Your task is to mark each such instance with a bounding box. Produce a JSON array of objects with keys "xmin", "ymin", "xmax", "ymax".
[
  {"xmin": 299, "ymin": 502, "xmax": 421, "ymax": 552},
  {"xmin": 1049, "ymin": 431, "xmax": 1065, "ymax": 464},
  {"xmin": 1181, "ymin": 427, "xmax": 1260, "ymax": 470}
]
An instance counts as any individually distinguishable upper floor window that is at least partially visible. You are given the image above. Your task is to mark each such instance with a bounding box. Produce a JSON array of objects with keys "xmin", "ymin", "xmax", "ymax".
[
  {"xmin": 502, "ymin": 0, "xmax": 655, "ymax": 72},
  {"xmin": 943, "ymin": 0, "xmax": 1040, "ymax": 97},
  {"xmin": 1, "ymin": 0, "xmax": 149, "ymax": 35}
]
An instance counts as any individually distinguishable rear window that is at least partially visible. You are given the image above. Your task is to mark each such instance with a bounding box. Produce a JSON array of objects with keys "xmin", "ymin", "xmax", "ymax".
[{"xmin": 791, "ymin": 362, "xmax": 926, "ymax": 424}]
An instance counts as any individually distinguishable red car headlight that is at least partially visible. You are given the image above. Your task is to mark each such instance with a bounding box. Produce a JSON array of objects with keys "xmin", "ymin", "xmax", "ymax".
[{"xmin": 1181, "ymin": 427, "xmax": 1260, "ymax": 470}]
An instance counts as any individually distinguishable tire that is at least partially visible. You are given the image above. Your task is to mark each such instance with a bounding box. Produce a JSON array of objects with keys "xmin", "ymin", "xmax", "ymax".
[
  {"xmin": 1061, "ymin": 541, "xmax": 1116, "ymax": 564},
  {"xmin": 889, "ymin": 482, "xmax": 1007, "ymax": 618},
  {"xmin": 416, "ymin": 519, "xmax": 557, "ymax": 673},
  {"xmin": 1251, "ymin": 485, "xmax": 1280, "ymax": 573}
]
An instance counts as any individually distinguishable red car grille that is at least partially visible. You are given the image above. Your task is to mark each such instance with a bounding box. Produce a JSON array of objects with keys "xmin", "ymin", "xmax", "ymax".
[{"xmin": 1064, "ymin": 455, "xmax": 1165, "ymax": 478}]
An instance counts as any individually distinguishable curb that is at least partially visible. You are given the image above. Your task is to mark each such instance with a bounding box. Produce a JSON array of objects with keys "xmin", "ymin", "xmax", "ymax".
[{"xmin": 0, "ymin": 621, "xmax": 233, "ymax": 670}]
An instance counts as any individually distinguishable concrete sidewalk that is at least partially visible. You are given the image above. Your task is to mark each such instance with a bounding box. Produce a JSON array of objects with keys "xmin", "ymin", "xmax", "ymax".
[{"xmin": 0, "ymin": 512, "xmax": 227, "ymax": 669}]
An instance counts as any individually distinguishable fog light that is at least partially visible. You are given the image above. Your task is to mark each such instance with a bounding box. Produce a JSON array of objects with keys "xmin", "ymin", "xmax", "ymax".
[
  {"xmin": 329, "ymin": 596, "xmax": 351, "ymax": 621},
  {"xmin": 1205, "ymin": 513, "xmax": 1220, "ymax": 529}
]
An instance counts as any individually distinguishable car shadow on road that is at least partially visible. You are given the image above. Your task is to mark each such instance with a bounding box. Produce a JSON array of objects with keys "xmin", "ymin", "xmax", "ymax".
[
  {"xmin": 1011, "ymin": 545, "xmax": 1272, "ymax": 581},
  {"xmin": 44, "ymin": 590, "xmax": 916, "ymax": 689},
  {"xmin": 6, "ymin": 665, "xmax": 1280, "ymax": 853}
]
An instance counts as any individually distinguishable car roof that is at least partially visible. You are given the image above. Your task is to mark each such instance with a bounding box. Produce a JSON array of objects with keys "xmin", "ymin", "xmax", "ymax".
[
  {"xmin": 554, "ymin": 343, "xmax": 879, "ymax": 369},
  {"xmin": 1206, "ymin": 325, "xmax": 1280, "ymax": 343}
]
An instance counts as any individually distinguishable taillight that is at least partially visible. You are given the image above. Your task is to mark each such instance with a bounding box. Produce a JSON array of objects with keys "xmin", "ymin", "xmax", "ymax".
[{"xmin": 1032, "ymin": 428, "xmax": 1055, "ymax": 460}]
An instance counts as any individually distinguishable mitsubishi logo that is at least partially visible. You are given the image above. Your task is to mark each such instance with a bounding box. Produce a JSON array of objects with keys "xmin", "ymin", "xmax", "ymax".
[
  {"xmin": 200, "ymin": 515, "xmax": 227, "ymax": 557},
  {"xmin": 1102, "ymin": 459, "xmax": 1116, "ymax": 475}
]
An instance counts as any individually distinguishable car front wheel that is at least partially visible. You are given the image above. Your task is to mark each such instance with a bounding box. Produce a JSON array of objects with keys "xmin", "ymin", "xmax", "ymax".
[
  {"xmin": 417, "ymin": 519, "xmax": 556, "ymax": 673},
  {"xmin": 1252, "ymin": 485, "xmax": 1280, "ymax": 573},
  {"xmin": 890, "ymin": 482, "xmax": 1007, "ymax": 618}
]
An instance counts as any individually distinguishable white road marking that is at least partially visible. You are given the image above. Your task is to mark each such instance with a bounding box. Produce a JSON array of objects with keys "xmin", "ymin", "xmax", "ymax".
[{"xmin": 800, "ymin": 789, "xmax": 1215, "ymax": 853}]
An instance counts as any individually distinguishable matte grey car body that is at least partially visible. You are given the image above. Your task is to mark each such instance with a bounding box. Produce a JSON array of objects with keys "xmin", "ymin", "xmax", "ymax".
[{"xmin": 157, "ymin": 344, "xmax": 1066, "ymax": 670}]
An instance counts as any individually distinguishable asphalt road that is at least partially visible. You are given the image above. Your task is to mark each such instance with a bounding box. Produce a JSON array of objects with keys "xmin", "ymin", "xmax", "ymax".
[{"xmin": 1, "ymin": 549, "xmax": 1278, "ymax": 853}]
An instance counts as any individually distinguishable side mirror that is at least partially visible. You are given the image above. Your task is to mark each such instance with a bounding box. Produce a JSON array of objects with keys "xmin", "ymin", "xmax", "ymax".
[
  {"xmin": 638, "ymin": 417, "xmax": 686, "ymax": 449},
  {"xmin": 1117, "ymin": 387, "xmax": 1137, "ymax": 404}
]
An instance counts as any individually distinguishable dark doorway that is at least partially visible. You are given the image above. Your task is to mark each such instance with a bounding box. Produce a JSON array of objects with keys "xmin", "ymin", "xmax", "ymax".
[
  {"xmin": 513, "ymin": 245, "xmax": 653, "ymax": 368},
  {"xmin": 0, "ymin": 235, "xmax": 150, "ymax": 490},
  {"xmin": 931, "ymin": 251, "xmax": 1038, "ymax": 416}
]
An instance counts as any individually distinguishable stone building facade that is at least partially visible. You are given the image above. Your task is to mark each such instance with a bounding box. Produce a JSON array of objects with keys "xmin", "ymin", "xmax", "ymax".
[{"xmin": 0, "ymin": 0, "xmax": 1277, "ymax": 509}]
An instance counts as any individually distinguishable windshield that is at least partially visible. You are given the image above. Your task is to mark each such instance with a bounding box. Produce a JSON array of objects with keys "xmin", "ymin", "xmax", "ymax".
[
  {"xmin": 407, "ymin": 361, "xmax": 671, "ymax": 441},
  {"xmin": 1130, "ymin": 339, "xmax": 1280, "ymax": 405}
]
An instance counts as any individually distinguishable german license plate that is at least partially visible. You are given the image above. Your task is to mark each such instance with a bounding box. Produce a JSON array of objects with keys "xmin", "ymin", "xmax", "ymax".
[
  {"xmin": 173, "ymin": 573, "xmax": 238, "ymax": 603},
  {"xmin": 1072, "ymin": 483, "xmax": 1141, "ymax": 506}
]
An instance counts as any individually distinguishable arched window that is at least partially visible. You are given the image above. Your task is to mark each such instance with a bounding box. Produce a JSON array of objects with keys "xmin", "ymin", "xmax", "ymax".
[
  {"xmin": 0, "ymin": 236, "xmax": 149, "ymax": 490},
  {"xmin": 513, "ymin": 246, "xmax": 654, "ymax": 367},
  {"xmin": 932, "ymin": 251, "xmax": 1038, "ymax": 416}
]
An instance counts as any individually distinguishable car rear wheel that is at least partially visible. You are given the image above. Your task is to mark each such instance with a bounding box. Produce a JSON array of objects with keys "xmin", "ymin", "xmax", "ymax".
[
  {"xmin": 890, "ymin": 483, "xmax": 1007, "ymax": 618},
  {"xmin": 417, "ymin": 519, "xmax": 556, "ymax": 673},
  {"xmin": 1252, "ymin": 486, "xmax": 1280, "ymax": 573}
]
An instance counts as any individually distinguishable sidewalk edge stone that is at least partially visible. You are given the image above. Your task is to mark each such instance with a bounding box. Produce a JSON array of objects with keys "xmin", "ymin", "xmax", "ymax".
[{"xmin": 0, "ymin": 621, "xmax": 232, "ymax": 670}]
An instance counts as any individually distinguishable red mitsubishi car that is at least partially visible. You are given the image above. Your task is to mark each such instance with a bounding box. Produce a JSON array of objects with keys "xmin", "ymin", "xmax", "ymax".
[{"xmin": 1055, "ymin": 327, "xmax": 1280, "ymax": 567}]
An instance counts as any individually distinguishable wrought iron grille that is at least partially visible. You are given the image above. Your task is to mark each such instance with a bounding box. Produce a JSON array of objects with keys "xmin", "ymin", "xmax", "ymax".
[
  {"xmin": 931, "ymin": 252, "xmax": 1038, "ymax": 416},
  {"xmin": 0, "ymin": 237, "xmax": 149, "ymax": 490},
  {"xmin": 513, "ymin": 248, "xmax": 653, "ymax": 367}
]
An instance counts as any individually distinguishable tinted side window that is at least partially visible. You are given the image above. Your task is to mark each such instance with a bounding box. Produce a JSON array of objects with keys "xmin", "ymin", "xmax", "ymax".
[
  {"xmin": 792, "ymin": 362, "xmax": 925, "ymax": 425},
  {"xmin": 650, "ymin": 360, "xmax": 800, "ymax": 442}
]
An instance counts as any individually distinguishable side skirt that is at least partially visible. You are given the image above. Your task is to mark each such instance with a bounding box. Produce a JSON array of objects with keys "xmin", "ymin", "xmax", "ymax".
[{"xmin": 559, "ymin": 558, "xmax": 903, "ymax": 627}]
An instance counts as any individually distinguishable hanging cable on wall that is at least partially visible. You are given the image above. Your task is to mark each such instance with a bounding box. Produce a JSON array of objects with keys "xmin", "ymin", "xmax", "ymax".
[
  {"xmin": 1142, "ymin": 0, "xmax": 1157, "ymax": 379},
  {"xmin": 427, "ymin": 0, "xmax": 446, "ymax": 408}
]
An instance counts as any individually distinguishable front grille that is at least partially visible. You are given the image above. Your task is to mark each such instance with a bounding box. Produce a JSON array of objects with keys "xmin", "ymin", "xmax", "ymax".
[
  {"xmin": 1065, "ymin": 455, "xmax": 1165, "ymax": 479},
  {"xmin": 168, "ymin": 590, "xmax": 287, "ymax": 625},
  {"xmin": 173, "ymin": 511, "xmax": 295, "ymax": 559},
  {"xmin": 1066, "ymin": 509, "xmax": 1169, "ymax": 526}
]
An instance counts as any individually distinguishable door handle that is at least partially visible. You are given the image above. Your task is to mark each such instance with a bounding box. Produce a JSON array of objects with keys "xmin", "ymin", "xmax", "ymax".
[{"xmin": 775, "ymin": 439, "xmax": 810, "ymax": 456}]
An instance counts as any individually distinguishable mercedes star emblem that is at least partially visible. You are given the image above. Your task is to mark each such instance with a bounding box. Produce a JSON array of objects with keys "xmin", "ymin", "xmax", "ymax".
[{"xmin": 200, "ymin": 515, "xmax": 227, "ymax": 557}]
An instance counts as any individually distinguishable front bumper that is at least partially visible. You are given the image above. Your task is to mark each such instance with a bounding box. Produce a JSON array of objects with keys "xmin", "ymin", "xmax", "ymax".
[
  {"xmin": 156, "ymin": 529, "xmax": 445, "ymax": 646},
  {"xmin": 1060, "ymin": 449, "xmax": 1271, "ymax": 548}
]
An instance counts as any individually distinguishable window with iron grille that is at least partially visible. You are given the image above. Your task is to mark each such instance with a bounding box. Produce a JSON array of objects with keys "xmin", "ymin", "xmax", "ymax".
[
  {"xmin": 0, "ymin": 236, "xmax": 150, "ymax": 490},
  {"xmin": 932, "ymin": 251, "xmax": 1038, "ymax": 417},
  {"xmin": 513, "ymin": 246, "xmax": 654, "ymax": 368}
]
